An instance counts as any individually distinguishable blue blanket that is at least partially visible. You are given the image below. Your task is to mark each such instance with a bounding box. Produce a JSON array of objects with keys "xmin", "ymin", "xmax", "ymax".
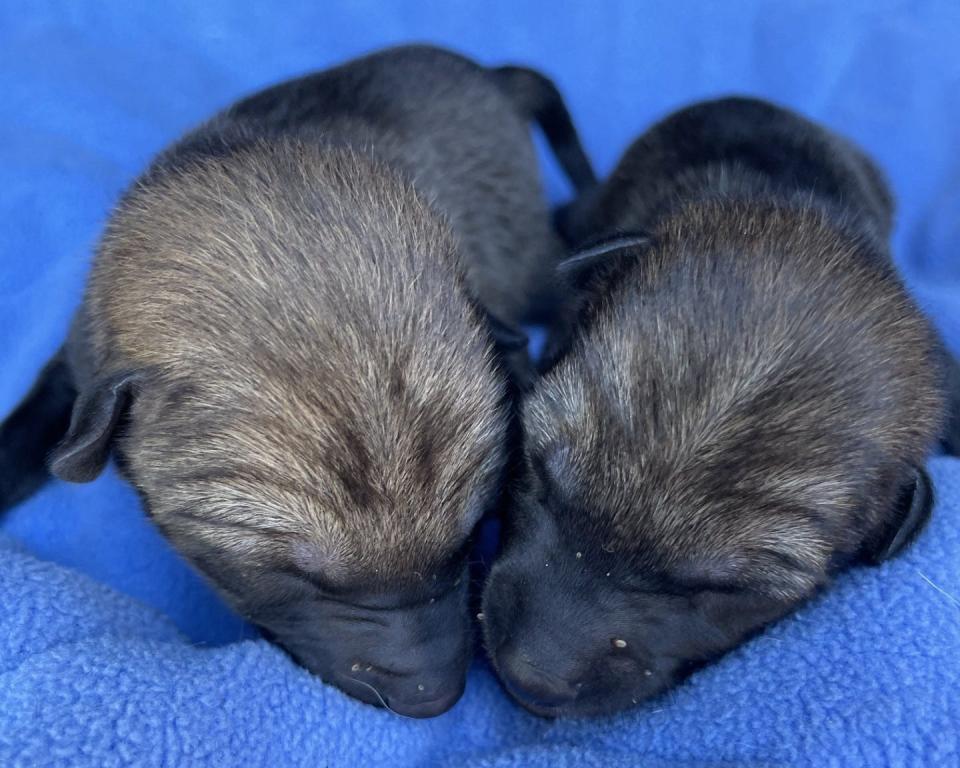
[{"xmin": 1, "ymin": 2, "xmax": 958, "ymax": 766}]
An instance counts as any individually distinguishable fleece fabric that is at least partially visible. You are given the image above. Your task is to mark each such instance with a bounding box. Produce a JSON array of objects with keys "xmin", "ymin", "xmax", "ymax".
[{"xmin": 1, "ymin": 2, "xmax": 958, "ymax": 766}]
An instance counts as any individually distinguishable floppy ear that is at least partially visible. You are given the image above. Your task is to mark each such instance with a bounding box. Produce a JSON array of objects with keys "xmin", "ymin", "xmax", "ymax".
[
  {"xmin": 473, "ymin": 306, "xmax": 537, "ymax": 390},
  {"xmin": 862, "ymin": 467, "xmax": 934, "ymax": 564},
  {"xmin": 556, "ymin": 232, "xmax": 653, "ymax": 287},
  {"xmin": 49, "ymin": 371, "xmax": 140, "ymax": 483},
  {"xmin": 481, "ymin": 310, "xmax": 529, "ymax": 353}
]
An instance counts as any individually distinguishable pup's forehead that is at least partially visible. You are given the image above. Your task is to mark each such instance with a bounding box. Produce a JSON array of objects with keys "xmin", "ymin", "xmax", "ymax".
[
  {"xmin": 155, "ymin": 468, "xmax": 481, "ymax": 594},
  {"xmin": 524, "ymin": 380, "xmax": 840, "ymax": 598},
  {"xmin": 140, "ymin": 328, "xmax": 507, "ymax": 566}
]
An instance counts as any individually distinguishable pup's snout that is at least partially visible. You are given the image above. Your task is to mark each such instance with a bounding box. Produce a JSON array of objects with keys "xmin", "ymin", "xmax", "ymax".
[
  {"xmin": 336, "ymin": 586, "xmax": 471, "ymax": 717},
  {"xmin": 343, "ymin": 660, "xmax": 466, "ymax": 718},
  {"xmin": 496, "ymin": 642, "xmax": 580, "ymax": 708},
  {"xmin": 268, "ymin": 578, "xmax": 472, "ymax": 717}
]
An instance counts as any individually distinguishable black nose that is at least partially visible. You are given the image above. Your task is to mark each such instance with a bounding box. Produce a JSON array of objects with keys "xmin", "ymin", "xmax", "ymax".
[
  {"xmin": 496, "ymin": 644, "xmax": 579, "ymax": 707},
  {"xmin": 389, "ymin": 685, "xmax": 464, "ymax": 719}
]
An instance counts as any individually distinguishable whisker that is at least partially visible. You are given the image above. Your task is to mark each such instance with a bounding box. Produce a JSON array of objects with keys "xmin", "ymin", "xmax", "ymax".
[
  {"xmin": 915, "ymin": 569, "xmax": 960, "ymax": 609},
  {"xmin": 347, "ymin": 677, "xmax": 417, "ymax": 719}
]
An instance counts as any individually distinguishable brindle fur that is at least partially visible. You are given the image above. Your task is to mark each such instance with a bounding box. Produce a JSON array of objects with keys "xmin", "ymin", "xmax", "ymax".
[{"xmin": 483, "ymin": 97, "xmax": 953, "ymax": 718}]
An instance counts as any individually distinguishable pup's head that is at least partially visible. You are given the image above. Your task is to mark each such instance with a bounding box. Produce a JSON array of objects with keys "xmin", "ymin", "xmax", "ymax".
[
  {"xmin": 483, "ymin": 204, "xmax": 943, "ymax": 717},
  {"xmin": 51, "ymin": 141, "xmax": 509, "ymax": 717},
  {"xmin": 483, "ymin": 447, "xmax": 930, "ymax": 718},
  {"xmin": 126, "ymin": 363, "xmax": 503, "ymax": 720}
]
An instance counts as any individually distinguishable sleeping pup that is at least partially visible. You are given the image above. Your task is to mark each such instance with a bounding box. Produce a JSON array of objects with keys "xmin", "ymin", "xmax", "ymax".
[
  {"xmin": 481, "ymin": 97, "xmax": 959, "ymax": 717},
  {"xmin": 0, "ymin": 45, "xmax": 595, "ymax": 717}
]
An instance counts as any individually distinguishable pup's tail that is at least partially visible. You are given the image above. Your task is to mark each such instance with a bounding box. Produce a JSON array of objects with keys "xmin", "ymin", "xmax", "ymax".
[
  {"xmin": 0, "ymin": 351, "xmax": 75, "ymax": 513},
  {"xmin": 491, "ymin": 65, "xmax": 597, "ymax": 194}
]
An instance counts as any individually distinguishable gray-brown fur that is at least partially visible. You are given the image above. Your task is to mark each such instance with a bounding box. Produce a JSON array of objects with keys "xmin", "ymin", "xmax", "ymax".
[
  {"xmin": 189, "ymin": 45, "xmax": 588, "ymax": 333},
  {"xmin": 532, "ymin": 201, "xmax": 942, "ymax": 591},
  {"xmin": 483, "ymin": 97, "xmax": 951, "ymax": 717},
  {"xmin": 88, "ymin": 141, "xmax": 505, "ymax": 584},
  {"xmin": 0, "ymin": 44, "xmax": 595, "ymax": 717},
  {"xmin": 555, "ymin": 96, "xmax": 893, "ymax": 246},
  {"xmin": 64, "ymin": 138, "xmax": 505, "ymax": 718}
]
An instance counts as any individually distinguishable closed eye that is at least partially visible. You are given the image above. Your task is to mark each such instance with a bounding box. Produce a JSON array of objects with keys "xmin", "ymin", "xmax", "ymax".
[
  {"xmin": 617, "ymin": 568, "xmax": 747, "ymax": 598},
  {"xmin": 273, "ymin": 561, "xmax": 467, "ymax": 612},
  {"xmin": 270, "ymin": 563, "xmax": 344, "ymax": 598}
]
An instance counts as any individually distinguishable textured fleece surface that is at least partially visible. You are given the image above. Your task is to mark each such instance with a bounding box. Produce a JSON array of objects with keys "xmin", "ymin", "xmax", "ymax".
[{"xmin": 1, "ymin": 1, "xmax": 958, "ymax": 766}]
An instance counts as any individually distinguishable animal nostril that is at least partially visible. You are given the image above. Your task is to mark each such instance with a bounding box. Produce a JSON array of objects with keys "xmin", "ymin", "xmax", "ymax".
[{"xmin": 498, "ymin": 646, "xmax": 579, "ymax": 707}]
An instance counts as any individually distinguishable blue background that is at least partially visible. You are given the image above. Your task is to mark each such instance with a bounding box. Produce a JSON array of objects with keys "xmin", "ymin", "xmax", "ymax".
[{"xmin": 1, "ymin": 2, "xmax": 958, "ymax": 766}]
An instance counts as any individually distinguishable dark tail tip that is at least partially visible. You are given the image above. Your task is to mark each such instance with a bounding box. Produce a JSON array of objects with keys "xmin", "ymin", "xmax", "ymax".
[
  {"xmin": 0, "ymin": 352, "xmax": 75, "ymax": 514},
  {"xmin": 491, "ymin": 65, "xmax": 597, "ymax": 194}
]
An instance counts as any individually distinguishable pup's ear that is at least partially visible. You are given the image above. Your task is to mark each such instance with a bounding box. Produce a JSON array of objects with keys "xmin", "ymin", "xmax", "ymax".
[
  {"xmin": 475, "ymin": 306, "xmax": 536, "ymax": 390},
  {"xmin": 556, "ymin": 232, "xmax": 653, "ymax": 287},
  {"xmin": 482, "ymin": 310, "xmax": 529, "ymax": 353},
  {"xmin": 49, "ymin": 371, "xmax": 140, "ymax": 483},
  {"xmin": 862, "ymin": 467, "xmax": 934, "ymax": 564}
]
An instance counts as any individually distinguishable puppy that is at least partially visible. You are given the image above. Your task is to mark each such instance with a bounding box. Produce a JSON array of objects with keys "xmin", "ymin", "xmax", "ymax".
[
  {"xmin": 482, "ymin": 97, "xmax": 957, "ymax": 717},
  {"xmin": 0, "ymin": 45, "xmax": 594, "ymax": 717}
]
